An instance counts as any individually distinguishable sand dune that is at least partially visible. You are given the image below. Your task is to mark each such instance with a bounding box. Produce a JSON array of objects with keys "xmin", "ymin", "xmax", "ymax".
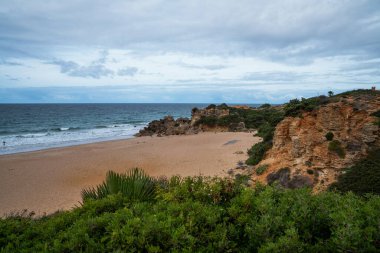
[{"xmin": 0, "ymin": 132, "xmax": 260, "ymax": 216}]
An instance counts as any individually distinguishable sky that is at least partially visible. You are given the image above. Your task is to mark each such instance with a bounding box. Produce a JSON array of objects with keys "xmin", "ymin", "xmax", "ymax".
[{"xmin": 0, "ymin": 0, "xmax": 379, "ymax": 103}]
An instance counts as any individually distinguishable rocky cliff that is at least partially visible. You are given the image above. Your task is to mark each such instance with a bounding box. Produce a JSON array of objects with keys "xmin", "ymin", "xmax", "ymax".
[
  {"xmin": 136, "ymin": 105, "xmax": 246, "ymax": 137},
  {"xmin": 135, "ymin": 116, "xmax": 198, "ymax": 137},
  {"xmin": 254, "ymin": 93, "xmax": 380, "ymax": 191}
]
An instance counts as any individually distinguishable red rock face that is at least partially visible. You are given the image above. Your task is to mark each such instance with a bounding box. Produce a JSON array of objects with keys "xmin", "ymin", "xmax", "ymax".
[{"xmin": 256, "ymin": 95, "xmax": 380, "ymax": 191}]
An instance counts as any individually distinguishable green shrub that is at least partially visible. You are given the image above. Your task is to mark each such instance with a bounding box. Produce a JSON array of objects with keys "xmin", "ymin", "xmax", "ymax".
[
  {"xmin": 257, "ymin": 122, "xmax": 275, "ymax": 142},
  {"xmin": 195, "ymin": 116, "xmax": 218, "ymax": 127},
  {"xmin": 216, "ymin": 114, "xmax": 241, "ymax": 126},
  {"xmin": 284, "ymin": 96, "xmax": 329, "ymax": 117},
  {"xmin": 325, "ymin": 132, "xmax": 334, "ymax": 141},
  {"xmin": 259, "ymin": 103, "xmax": 271, "ymax": 109},
  {"xmin": 246, "ymin": 142, "xmax": 271, "ymax": 165},
  {"xmin": 328, "ymin": 140, "xmax": 346, "ymax": 158},
  {"xmin": 330, "ymin": 149, "xmax": 380, "ymax": 195},
  {"xmin": 371, "ymin": 110, "xmax": 380, "ymax": 126},
  {"xmin": 336, "ymin": 89, "xmax": 380, "ymax": 97},
  {"xmin": 81, "ymin": 168, "xmax": 156, "ymax": 203},
  {"xmin": 256, "ymin": 164, "xmax": 269, "ymax": 175},
  {"xmin": 206, "ymin": 104, "xmax": 216, "ymax": 109},
  {"xmin": 191, "ymin": 107, "xmax": 199, "ymax": 114},
  {"xmin": 371, "ymin": 110, "xmax": 380, "ymax": 118},
  {"xmin": 217, "ymin": 103, "xmax": 229, "ymax": 109},
  {"xmin": 1, "ymin": 176, "xmax": 380, "ymax": 252}
]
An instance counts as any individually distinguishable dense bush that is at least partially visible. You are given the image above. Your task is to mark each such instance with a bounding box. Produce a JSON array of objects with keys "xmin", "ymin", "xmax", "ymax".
[
  {"xmin": 372, "ymin": 110, "xmax": 380, "ymax": 126},
  {"xmin": 246, "ymin": 142, "xmax": 272, "ymax": 166},
  {"xmin": 284, "ymin": 96, "xmax": 329, "ymax": 117},
  {"xmin": 337, "ymin": 89, "xmax": 380, "ymax": 97},
  {"xmin": 256, "ymin": 164, "xmax": 269, "ymax": 175},
  {"xmin": 259, "ymin": 103, "xmax": 271, "ymax": 109},
  {"xmin": 194, "ymin": 116, "xmax": 218, "ymax": 127},
  {"xmin": 205, "ymin": 104, "xmax": 216, "ymax": 109},
  {"xmin": 328, "ymin": 140, "xmax": 346, "ymax": 158},
  {"xmin": 217, "ymin": 103, "xmax": 229, "ymax": 109},
  {"xmin": 371, "ymin": 110, "xmax": 380, "ymax": 118},
  {"xmin": 1, "ymin": 174, "xmax": 380, "ymax": 252},
  {"xmin": 216, "ymin": 114, "xmax": 242, "ymax": 127},
  {"xmin": 330, "ymin": 149, "xmax": 380, "ymax": 195},
  {"xmin": 197, "ymin": 106, "xmax": 284, "ymax": 131},
  {"xmin": 325, "ymin": 132, "xmax": 334, "ymax": 141}
]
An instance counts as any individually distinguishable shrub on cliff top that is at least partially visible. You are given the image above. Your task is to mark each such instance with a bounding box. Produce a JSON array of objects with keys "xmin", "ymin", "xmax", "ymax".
[
  {"xmin": 325, "ymin": 132, "xmax": 334, "ymax": 141},
  {"xmin": 246, "ymin": 142, "xmax": 272, "ymax": 165},
  {"xmin": 330, "ymin": 149, "xmax": 380, "ymax": 195},
  {"xmin": 371, "ymin": 110, "xmax": 380, "ymax": 118},
  {"xmin": 191, "ymin": 107, "xmax": 199, "ymax": 114},
  {"xmin": 328, "ymin": 140, "xmax": 346, "ymax": 158},
  {"xmin": 259, "ymin": 103, "xmax": 271, "ymax": 109},
  {"xmin": 284, "ymin": 96, "xmax": 329, "ymax": 117},
  {"xmin": 194, "ymin": 115, "xmax": 218, "ymax": 127},
  {"xmin": 256, "ymin": 164, "xmax": 269, "ymax": 175},
  {"xmin": 372, "ymin": 110, "xmax": 380, "ymax": 126},
  {"xmin": 217, "ymin": 103, "xmax": 229, "ymax": 109}
]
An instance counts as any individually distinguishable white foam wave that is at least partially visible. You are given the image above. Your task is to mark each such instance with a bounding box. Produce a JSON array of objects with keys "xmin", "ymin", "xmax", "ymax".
[{"xmin": 0, "ymin": 124, "xmax": 145, "ymax": 155}]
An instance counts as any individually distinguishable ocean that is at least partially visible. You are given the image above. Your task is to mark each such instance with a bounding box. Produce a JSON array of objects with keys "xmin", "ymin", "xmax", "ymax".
[{"xmin": 0, "ymin": 103, "xmax": 209, "ymax": 155}]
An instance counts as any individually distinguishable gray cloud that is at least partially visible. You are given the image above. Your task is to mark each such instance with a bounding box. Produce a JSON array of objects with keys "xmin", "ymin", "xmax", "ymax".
[
  {"xmin": 4, "ymin": 74, "xmax": 19, "ymax": 81},
  {"xmin": 0, "ymin": 0, "xmax": 379, "ymax": 102},
  {"xmin": 49, "ymin": 60, "xmax": 114, "ymax": 79},
  {"xmin": 0, "ymin": 59, "xmax": 22, "ymax": 66},
  {"xmin": 0, "ymin": 0, "xmax": 379, "ymax": 62},
  {"xmin": 177, "ymin": 61, "xmax": 228, "ymax": 70},
  {"xmin": 243, "ymin": 71, "xmax": 312, "ymax": 82},
  {"xmin": 117, "ymin": 67, "xmax": 138, "ymax": 76}
]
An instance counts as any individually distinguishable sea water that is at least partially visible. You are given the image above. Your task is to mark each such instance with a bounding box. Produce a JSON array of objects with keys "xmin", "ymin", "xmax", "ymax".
[{"xmin": 0, "ymin": 104, "xmax": 208, "ymax": 155}]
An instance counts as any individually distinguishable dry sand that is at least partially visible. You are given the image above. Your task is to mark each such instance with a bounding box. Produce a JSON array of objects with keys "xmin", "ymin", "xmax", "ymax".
[{"xmin": 0, "ymin": 132, "xmax": 260, "ymax": 216}]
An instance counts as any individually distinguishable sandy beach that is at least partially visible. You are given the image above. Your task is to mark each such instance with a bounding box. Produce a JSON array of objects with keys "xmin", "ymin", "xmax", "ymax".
[{"xmin": 0, "ymin": 132, "xmax": 260, "ymax": 216}]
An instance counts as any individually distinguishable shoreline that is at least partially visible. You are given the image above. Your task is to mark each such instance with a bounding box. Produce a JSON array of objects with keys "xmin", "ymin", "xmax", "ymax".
[
  {"xmin": 0, "ymin": 132, "xmax": 260, "ymax": 216},
  {"xmin": 0, "ymin": 134, "xmax": 138, "ymax": 157},
  {"xmin": 0, "ymin": 126, "xmax": 145, "ymax": 156}
]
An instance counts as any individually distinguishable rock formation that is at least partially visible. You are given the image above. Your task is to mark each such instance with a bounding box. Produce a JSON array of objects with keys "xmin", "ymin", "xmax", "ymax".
[
  {"xmin": 135, "ymin": 116, "xmax": 198, "ymax": 137},
  {"xmin": 190, "ymin": 107, "xmax": 229, "ymax": 126},
  {"xmin": 137, "ymin": 105, "xmax": 249, "ymax": 136},
  {"xmin": 255, "ymin": 94, "xmax": 380, "ymax": 191}
]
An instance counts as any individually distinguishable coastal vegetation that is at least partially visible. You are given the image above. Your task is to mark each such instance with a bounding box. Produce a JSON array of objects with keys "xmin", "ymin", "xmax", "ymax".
[
  {"xmin": 1, "ymin": 170, "xmax": 380, "ymax": 252},
  {"xmin": 328, "ymin": 140, "xmax": 346, "ymax": 158},
  {"xmin": 81, "ymin": 169, "xmax": 156, "ymax": 203},
  {"xmin": 255, "ymin": 164, "xmax": 269, "ymax": 175},
  {"xmin": 330, "ymin": 149, "xmax": 380, "ymax": 195},
  {"xmin": 325, "ymin": 132, "xmax": 334, "ymax": 141},
  {"xmin": 283, "ymin": 96, "xmax": 329, "ymax": 117}
]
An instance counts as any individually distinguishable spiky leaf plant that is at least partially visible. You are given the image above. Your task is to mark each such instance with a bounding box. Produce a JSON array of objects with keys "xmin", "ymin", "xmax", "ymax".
[{"xmin": 81, "ymin": 168, "xmax": 156, "ymax": 203}]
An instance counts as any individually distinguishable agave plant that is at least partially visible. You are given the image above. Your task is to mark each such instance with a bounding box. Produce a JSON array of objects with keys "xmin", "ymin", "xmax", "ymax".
[{"xmin": 81, "ymin": 168, "xmax": 156, "ymax": 203}]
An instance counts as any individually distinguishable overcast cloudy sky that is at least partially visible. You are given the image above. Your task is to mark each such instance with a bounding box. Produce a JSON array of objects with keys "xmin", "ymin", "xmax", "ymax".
[{"xmin": 0, "ymin": 0, "xmax": 379, "ymax": 103}]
